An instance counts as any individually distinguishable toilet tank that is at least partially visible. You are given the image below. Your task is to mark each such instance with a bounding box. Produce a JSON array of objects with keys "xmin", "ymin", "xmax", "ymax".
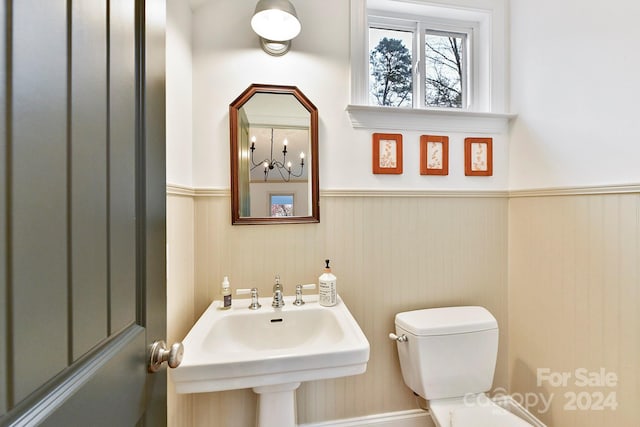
[{"xmin": 394, "ymin": 306, "xmax": 498, "ymax": 400}]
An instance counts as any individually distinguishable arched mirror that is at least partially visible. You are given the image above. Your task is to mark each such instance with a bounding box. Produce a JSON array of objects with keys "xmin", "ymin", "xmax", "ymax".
[{"xmin": 230, "ymin": 84, "xmax": 319, "ymax": 224}]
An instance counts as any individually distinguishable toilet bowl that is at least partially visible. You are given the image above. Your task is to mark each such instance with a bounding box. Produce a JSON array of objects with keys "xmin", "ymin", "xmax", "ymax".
[{"xmin": 391, "ymin": 306, "xmax": 535, "ymax": 427}]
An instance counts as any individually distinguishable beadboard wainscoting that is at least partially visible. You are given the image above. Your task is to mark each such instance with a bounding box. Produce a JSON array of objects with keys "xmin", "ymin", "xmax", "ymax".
[
  {"xmin": 508, "ymin": 191, "xmax": 640, "ymax": 427},
  {"xmin": 167, "ymin": 193, "xmax": 196, "ymax": 427},
  {"xmin": 167, "ymin": 187, "xmax": 509, "ymax": 426}
]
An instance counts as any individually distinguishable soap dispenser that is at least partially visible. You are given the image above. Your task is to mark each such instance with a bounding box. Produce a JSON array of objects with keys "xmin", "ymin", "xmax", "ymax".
[
  {"xmin": 220, "ymin": 276, "xmax": 232, "ymax": 310},
  {"xmin": 318, "ymin": 259, "xmax": 337, "ymax": 306}
]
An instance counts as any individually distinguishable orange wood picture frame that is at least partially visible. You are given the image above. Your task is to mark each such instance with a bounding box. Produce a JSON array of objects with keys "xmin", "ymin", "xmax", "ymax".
[
  {"xmin": 372, "ymin": 133, "xmax": 403, "ymax": 174},
  {"xmin": 464, "ymin": 137, "xmax": 493, "ymax": 176},
  {"xmin": 420, "ymin": 135, "xmax": 449, "ymax": 175}
]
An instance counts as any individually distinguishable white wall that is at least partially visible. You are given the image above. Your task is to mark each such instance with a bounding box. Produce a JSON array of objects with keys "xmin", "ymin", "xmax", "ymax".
[
  {"xmin": 178, "ymin": 0, "xmax": 640, "ymax": 192},
  {"xmin": 166, "ymin": 0, "xmax": 193, "ymax": 187},
  {"xmin": 509, "ymin": 0, "xmax": 640, "ymax": 190},
  {"xmin": 190, "ymin": 0, "xmax": 509, "ymax": 191},
  {"xmin": 191, "ymin": 0, "xmax": 347, "ymax": 189}
]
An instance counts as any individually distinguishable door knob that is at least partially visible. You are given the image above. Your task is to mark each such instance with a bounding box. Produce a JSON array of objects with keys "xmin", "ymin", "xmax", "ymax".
[{"xmin": 148, "ymin": 340, "xmax": 184, "ymax": 372}]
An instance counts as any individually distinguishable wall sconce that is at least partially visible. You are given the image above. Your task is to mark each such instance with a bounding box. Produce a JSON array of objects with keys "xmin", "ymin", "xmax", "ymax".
[{"xmin": 251, "ymin": 0, "xmax": 301, "ymax": 56}]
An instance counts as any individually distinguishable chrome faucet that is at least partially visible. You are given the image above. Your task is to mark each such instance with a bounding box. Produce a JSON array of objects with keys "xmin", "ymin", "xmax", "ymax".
[{"xmin": 272, "ymin": 275, "xmax": 285, "ymax": 308}]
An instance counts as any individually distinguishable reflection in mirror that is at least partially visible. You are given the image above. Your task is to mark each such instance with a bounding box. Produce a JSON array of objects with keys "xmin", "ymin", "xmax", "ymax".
[
  {"xmin": 230, "ymin": 84, "xmax": 319, "ymax": 224},
  {"xmin": 270, "ymin": 194, "xmax": 294, "ymax": 217}
]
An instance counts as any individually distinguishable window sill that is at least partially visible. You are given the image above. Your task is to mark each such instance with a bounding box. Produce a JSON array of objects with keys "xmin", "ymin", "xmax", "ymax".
[{"xmin": 345, "ymin": 104, "xmax": 516, "ymax": 134}]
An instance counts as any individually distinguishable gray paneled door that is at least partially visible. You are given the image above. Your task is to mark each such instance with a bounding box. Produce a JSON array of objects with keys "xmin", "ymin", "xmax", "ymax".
[{"xmin": 1, "ymin": 0, "xmax": 167, "ymax": 425}]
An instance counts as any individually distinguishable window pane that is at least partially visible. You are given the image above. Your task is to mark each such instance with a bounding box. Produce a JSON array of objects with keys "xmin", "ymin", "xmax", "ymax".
[
  {"xmin": 425, "ymin": 31, "xmax": 465, "ymax": 108},
  {"xmin": 369, "ymin": 28, "xmax": 413, "ymax": 107}
]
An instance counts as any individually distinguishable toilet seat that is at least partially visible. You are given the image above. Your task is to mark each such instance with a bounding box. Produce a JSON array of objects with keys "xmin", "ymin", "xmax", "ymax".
[{"xmin": 429, "ymin": 394, "xmax": 533, "ymax": 427}]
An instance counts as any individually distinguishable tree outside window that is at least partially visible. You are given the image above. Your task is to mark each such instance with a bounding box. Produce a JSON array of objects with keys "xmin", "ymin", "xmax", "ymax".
[
  {"xmin": 369, "ymin": 28, "xmax": 413, "ymax": 107},
  {"xmin": 425, "ymin": 31, "xmax": 465, "ymax": 108}
]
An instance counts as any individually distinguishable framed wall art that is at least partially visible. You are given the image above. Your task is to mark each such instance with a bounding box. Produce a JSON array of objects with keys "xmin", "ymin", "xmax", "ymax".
[
  {"xmin": 270, "ymin": 194, "xmax": 294, "ymax": 217},
  {"xmin": 372, "ymin": 133, "xmax": 403, "ymax": 174},
  {"xmin": 420, "ymin": 135, "xmax": 449, "ymax": 175},
  {"xmin": 464, "ymin": 137, "xmax": 493, "ymax": 176}
]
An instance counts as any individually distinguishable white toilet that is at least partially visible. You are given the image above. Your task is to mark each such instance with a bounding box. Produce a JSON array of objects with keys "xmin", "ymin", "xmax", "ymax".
[{"xmin": 392, "ymin": 306, "xmax": 533, "ymax": 427}]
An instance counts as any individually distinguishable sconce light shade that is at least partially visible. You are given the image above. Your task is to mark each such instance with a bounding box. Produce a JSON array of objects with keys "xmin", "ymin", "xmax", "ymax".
[{"xmin": 251, "ymin": 0, "xmax": 301, "ymax": 42}]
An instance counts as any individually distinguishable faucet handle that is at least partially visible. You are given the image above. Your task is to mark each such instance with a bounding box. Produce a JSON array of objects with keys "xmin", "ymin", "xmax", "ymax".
[
  {"xmin": 236, "ymin": 288, "xmax": 261, "ymax": 310},
  {"xmin": 293, "ymin": 283, "xmax": 316, "ymax": 306}
]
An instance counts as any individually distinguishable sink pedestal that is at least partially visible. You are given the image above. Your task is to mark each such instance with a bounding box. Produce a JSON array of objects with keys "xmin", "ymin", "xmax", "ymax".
[{"xmin": 253, "ymin": 382, "xmax": 301, "ymax": 427}]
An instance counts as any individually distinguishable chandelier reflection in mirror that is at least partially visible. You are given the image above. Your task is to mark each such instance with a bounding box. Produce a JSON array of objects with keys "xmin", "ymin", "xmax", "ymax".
[{"xmin": 250, "ymin": 128, "xmax": 305, "ymax": 182}]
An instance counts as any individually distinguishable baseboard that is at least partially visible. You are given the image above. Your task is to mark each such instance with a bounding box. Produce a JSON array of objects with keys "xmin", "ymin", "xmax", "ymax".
[{"xmin": 298, "ymin": 409, "xmax": 430, "ymax": 427}]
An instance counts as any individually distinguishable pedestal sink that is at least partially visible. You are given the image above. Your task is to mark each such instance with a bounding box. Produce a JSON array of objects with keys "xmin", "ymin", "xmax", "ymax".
[{"xmin": 171, "ymin": 294, "xmax": 370, "ymax": 427}]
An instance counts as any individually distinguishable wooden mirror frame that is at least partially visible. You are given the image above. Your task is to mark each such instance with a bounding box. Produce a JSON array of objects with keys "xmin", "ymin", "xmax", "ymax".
[{"xmin": 230, "ymin": 84, "xmax": 319, "ymax": 225}]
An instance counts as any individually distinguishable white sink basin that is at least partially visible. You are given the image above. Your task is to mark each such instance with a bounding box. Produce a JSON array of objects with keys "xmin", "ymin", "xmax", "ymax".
[{"xmin": 171, "ymin": 294, "xmax": 370, "ymax": 394}]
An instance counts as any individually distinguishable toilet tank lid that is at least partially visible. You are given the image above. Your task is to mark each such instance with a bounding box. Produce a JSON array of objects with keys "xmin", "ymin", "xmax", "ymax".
[{"xmin": 395, "ymin": 306, "xmax": 497, "ymax": 336}]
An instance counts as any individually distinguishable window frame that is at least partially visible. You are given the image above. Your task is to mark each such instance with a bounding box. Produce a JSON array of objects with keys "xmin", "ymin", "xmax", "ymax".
[
  {"xmin": 368, "ymin": 13, "xmax": 477, "ymax": 110},
  {"xmin": 351, "ymin": 0, "xmax": 507, "ymax": 115}
]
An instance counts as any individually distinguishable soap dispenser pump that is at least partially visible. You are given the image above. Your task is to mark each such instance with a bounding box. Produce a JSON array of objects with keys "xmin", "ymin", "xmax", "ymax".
[{"xmin": 318, "ymin": 259, "xmax": 337, "ymax": 307}]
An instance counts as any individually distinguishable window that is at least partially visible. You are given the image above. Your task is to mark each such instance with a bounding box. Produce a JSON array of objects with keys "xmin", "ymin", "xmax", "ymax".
[
  {"xmin": 351, "ymin": 0, "xmax": 508, "ymax": 115},
  {"xmin": 368, "ymin": 16, "xmax": 472, "ymax": 110},
  {"xmin": 270, "ymin": 194, "xmax": 294, "ymax": 217}
]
